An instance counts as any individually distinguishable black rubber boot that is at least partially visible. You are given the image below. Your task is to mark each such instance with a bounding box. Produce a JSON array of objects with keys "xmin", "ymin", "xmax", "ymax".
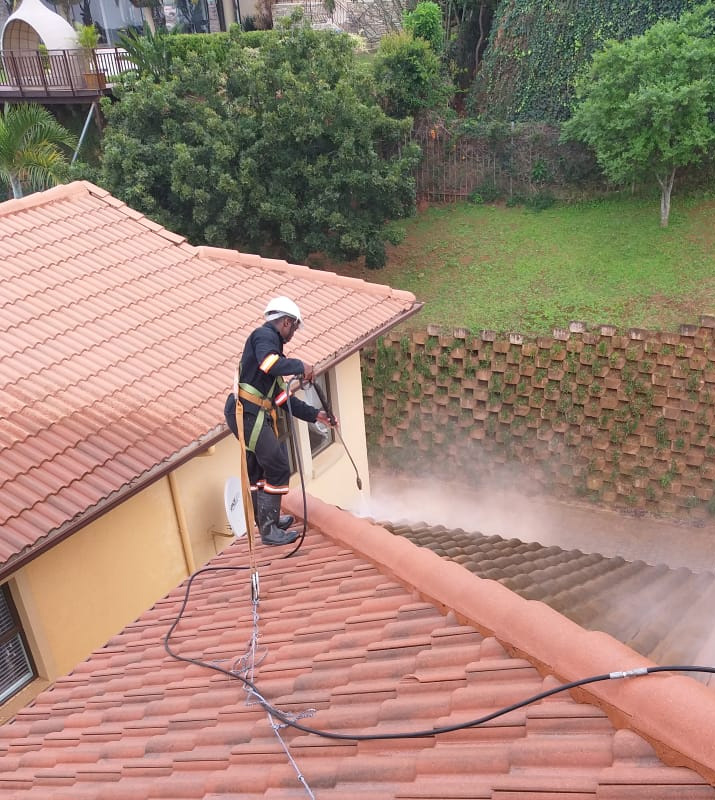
[
  {"xmin": 255, "ymin": 490, "xmax": 294, "ymax": 530},
  {"xmin": 257, "ymin": 492, "xmax": 299, "ymax": 546},
  {"xmin": 278, "ymin": 513, "xmax": 295, "ymax": 529}
]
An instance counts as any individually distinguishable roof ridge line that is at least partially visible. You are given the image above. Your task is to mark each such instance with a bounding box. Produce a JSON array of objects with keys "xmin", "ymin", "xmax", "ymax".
[
  {"xmin": 81, "ymin": 182, "xmax": 197, "ymax": 249},
  {"xmin": 0, "ymin": 181, "xmax": 88, "ymax": 218},
  {"xmin": 284, "ymin": 491, "xmax": 715, "ymax": 786},
  {"xmin": 195, "ymin": 246, "xmax": 417, "ymax": 303},
  {"xmin": 0, "ymin": 180, "xmax": 197, "ymax": 251}
]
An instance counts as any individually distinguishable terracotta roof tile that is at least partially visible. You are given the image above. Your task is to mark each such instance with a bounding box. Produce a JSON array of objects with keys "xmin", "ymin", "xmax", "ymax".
[
  {"xmin": 1, "ymin": 497, "xmax": 714, "ymax": 798},
  {"xmin": 0, "ymin": 182, "xmax": 420, "ymax": 574},
  {"xmin": 383, "ymin": 518, "xmax": 715, "ymax": 681}
]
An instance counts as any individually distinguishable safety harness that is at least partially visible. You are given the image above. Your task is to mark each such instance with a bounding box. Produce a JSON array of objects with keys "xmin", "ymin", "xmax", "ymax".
[{"xmin": 238, "ymin": 367, "xmax": 288, "ymax": 452}]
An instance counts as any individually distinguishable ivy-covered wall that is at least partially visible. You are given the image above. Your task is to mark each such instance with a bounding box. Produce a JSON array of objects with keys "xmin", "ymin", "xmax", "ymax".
[
  {"xmin": 362, "ymin": 317, "xmax": 715, "ymax": 519},
  {"xmin": 470, "ymin": 0, "xmax": 704, "ymax": 122}
]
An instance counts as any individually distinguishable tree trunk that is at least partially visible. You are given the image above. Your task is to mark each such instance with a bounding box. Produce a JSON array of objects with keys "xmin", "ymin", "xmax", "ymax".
[
  {"xmin": 656, "ymin": 168, "xmax": 676, "ymax": 227},
  {"xmin": 10, "ymin": 175, "xmax": 22, "ymax": 199},
  {"xmin": 474, "ymin": 2, "xmax": 485, "ymax": 73},
  {"xmin": 151, "ymin": 2, "xmax": 167, "ymax": 30}
]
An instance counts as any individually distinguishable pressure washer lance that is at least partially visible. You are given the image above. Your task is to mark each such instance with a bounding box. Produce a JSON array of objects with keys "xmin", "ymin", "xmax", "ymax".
[{"xmin": 299, "ymin": 376, "xmax": 363, "ymax": 491}]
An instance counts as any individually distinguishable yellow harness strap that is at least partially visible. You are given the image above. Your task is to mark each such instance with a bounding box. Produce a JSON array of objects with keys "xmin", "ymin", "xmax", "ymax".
[
  {"xmin": 238, "ymin": 380, "xmax": 279, "ymax": 451},
  {"xmin": 233, "ymin": 371, "xmax": 256, "ymax": 550}
]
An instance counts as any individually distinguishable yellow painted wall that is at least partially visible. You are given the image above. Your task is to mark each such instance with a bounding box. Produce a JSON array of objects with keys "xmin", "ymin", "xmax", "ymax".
[
  {"xmin": 11, "ymin": 479, "xmax": 188, "ymax": 680},
  {"xmin": 171, "ymin": 441, "xmax": 242, "ymax": 567}
]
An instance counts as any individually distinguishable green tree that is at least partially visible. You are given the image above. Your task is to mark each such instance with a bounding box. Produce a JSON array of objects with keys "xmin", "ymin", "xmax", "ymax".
[
  {"xmin": 372, "ymin": 31, "xmax": 452, "ymax": 119},
  {"xmin": 0, "ymin": 104, "xmax": 77, "ymax": 199},
  {"xmin": 98, "ymin": 19, "xmax": 420, "ymax": 267},
  {"xmin": 561, "ymin": 3, "xmax": 715, "ymax": 226},
  {"xmin": 403, "ymin": 1, "xmax": 444, "ymax": 52}
]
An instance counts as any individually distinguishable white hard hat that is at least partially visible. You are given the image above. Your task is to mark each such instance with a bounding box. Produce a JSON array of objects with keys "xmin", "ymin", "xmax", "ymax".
[{"xmin": 264, "ymin": 296, "xmax": 303, "ymax": 328}]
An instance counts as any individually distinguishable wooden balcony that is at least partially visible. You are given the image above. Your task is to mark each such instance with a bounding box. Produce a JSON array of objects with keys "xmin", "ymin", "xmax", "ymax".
[{"xmin": 0, "ymin": 48, "xmax": 134, "ymax": 103}]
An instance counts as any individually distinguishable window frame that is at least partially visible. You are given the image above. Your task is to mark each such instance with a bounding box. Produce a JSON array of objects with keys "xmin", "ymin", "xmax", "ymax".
[
  {"xmin": 0, "ymin": 583, "xmax": 36, "ymax": 704},
  {"xmin": 307, "ymin": 374, "xmax": 335, "ymax": 459}
]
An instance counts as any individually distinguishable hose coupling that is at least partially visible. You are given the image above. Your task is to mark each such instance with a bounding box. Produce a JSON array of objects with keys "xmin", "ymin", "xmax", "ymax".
[{"xmin": 609, "ymin": 667, "xmax": 649, "ymax": 679}]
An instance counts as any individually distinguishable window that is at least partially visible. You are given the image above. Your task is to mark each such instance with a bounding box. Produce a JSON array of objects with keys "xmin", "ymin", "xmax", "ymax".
[
  {"xmin": 0, "ymin": 584, "xmax": 35, "ymax": 704},
  {"xmin": 304, "ymin": 375, "xmax": 335, "ymax": 458},
  {"xmin": 278, "ymin": 374, "xmax": 335, "ymax": 474},
  {"xmin": 163, "ymin": 0, "xmax": 210, "ymax": 32}
]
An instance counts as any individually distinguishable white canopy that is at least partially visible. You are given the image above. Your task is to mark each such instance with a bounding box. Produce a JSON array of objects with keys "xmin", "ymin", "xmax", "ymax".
[{"xmin": 2, "ymin": 0, "xmax": 78, "ymax": 52}]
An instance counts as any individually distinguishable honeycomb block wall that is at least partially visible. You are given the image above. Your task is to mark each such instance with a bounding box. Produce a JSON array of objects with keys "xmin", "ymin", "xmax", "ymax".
[{"xmin": 361, "ymin": 317, "xmax": 715, "ymax": 518}]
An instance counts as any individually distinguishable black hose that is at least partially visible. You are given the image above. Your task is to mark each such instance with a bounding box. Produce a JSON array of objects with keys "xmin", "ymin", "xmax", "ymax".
[
  {"xmin": 281, "ymin": 378, "xmax": 309, "ymax": 558},
  {"xmin": 164, "ymin": 565, "xmax": 715, "ymax": 743},
  {"xmin": 309, "ymin": 379, "xmax": 363, "ymax": 490}
]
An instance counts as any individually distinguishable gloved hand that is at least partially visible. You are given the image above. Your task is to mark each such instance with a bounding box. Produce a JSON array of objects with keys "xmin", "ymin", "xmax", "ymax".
[
  {"xmin": 301, "ymin": 363, "xmax": 315, "ymax": 382},
  {"xmin": 317, "ymin": 409, "xmax": 337, "ymax": 427}
]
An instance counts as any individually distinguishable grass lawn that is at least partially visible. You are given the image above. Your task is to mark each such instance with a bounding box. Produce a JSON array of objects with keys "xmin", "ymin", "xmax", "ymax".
[{"xmin": 318, "ymin": 194, "xmax": 715, "ymax": 335}]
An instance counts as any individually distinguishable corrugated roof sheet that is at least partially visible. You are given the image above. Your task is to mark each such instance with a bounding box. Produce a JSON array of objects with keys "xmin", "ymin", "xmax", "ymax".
[
  {"xmin": 0, "ymin": 182, "xmax": 420, "ymax": 575},
  {"xmin": 1, "ymin": 494, "xmax": 714, "ymax": 798}
]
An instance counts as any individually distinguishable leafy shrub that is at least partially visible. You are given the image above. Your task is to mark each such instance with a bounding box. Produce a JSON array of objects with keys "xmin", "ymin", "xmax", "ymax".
[
  {"xmin": 506, "ymin": 193, "xmax": 527, "ymax": 207},
  {"xmin": 473, "ymin": 180, "xmax": 500, "ymax": 202},
  {"xmin": 117, "ymin": 25, "xmax": 173, "ymax": 81},
  {"xmin": 531, "ymin": 158, "xmax": 549, "ymax": 184},
  {"xmin": 100, "ymin": 20, "xmax": 419, "ymax": 267},
  {"xmin": 38, "ymin": 43, "xmax": 50, "ymax": 71},
  {"xmin": 229, "ymin": 28, "xmax": 277, "ymax": 48},
  {"xmin": 365, "ymin": 238, "xmax": 387, "ymax": 269},
  {"xmin": 402, "ymin": 1, "xmax": 443, "ymax": 52},
  {"xmin": 525, "ymin": 191, "xmax": 556, "ymax": 211},
  {"xmin": 372, "ymin": 31, "xmax": 452, "ymax": 119},
  {"xmin": 165, "ymin": 31, "xmax": 232, "ymax": 64}
]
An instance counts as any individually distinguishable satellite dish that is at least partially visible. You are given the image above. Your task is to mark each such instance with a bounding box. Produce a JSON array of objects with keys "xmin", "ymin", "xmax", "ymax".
[{"xmin": 224, "ymin": 477, "xmax": 247, "ymax": 538}]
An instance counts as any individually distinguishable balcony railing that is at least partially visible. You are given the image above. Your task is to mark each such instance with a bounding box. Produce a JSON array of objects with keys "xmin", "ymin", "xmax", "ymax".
[{"xmin": 0, "ymin": 48, "xmax": 135, "ymax": 101}]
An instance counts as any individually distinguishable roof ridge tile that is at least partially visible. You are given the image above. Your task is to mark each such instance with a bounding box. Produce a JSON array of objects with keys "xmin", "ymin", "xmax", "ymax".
[
  {"xmin": 196, "ymin": 245, "xmax": 416, "ymax": 303},
  {"xmin": 0, "ymin": 182, "xmax": 87, "ymax": 218}
]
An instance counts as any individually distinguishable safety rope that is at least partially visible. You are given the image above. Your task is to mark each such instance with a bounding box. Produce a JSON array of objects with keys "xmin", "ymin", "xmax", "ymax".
[
  {"xmin": 233, "ymin": 367, "xmax": 259, "ymax": 602},
  {"xmin": 268, "ymin": 710, "xmax": 317, "ymax": 800},
  {"xmin": 231, "ymin": 368, "xmax": 316, "ymax": 797}
]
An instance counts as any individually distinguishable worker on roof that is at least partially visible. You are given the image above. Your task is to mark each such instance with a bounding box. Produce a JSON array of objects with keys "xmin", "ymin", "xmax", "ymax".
[{"xmin": 224, "ymin": 296, "xmax": 335, "ymax": 546}]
